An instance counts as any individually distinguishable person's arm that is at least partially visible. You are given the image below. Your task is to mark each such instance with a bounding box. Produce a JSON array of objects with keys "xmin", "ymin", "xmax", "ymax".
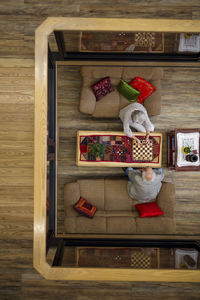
[
  {"xmin": 127, "ymin": 168, "xmax": 140, "ymax": 182},
  {"xmin": 143, "ymin": 115, "xmax": 154, "ymax": 144},
  {"xmin": 145, "ymin": 130, "xmax": 150, "ymax": 144},
  {"xmin": 154, "ymin": 168, "xmax": 164, "ymax": 175},
  {"xmin": 155, "ymin": 169, "xmax": 165, "ymax": 182},
  {"xmin": 123, "ymin": 114, "xmax": 142, "ymax": 145},
  {"xmin": 123, "ymin": 113, "xmax": 133, "ymax": 138},
  {"xmin": 143, "ymin": 117, "xmax": 155, "ymax": 133}
]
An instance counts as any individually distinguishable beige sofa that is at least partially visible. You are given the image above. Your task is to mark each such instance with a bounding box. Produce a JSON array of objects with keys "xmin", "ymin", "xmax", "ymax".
[
  {"xmin": 80, "ymin": 66, "xmax": 163, "ymax": 118},
  {"xmin": 64, "ymin": 178, "xmax": 175, "ymax": 235}
]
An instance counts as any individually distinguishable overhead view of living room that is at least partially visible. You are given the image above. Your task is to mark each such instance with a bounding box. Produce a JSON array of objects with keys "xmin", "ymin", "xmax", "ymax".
[{"xmin": 35, "ymin": 18, "xmax": 200, "ymax": 280}]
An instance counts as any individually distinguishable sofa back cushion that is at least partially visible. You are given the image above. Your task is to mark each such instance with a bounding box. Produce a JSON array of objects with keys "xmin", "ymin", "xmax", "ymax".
[
  {"xmin": 104, "ymin": 178, "xmax": 134, "ymax": 211},
  {"xmin": 77, "ymin": 179, "xmax": 105, "ymax": 210}
]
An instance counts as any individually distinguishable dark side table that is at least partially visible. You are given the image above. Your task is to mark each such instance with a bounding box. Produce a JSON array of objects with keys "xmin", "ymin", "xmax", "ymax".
[{"xmin": 168, "ymin": 128, "xmax": 200, "ymax": 171}]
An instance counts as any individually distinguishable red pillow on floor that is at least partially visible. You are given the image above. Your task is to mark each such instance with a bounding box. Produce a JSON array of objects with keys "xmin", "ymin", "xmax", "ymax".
[
  {"xmin": 129, "ymin": 77, "xmax": 156, "ymax": 104},
  {"xmin": 135, "ymin": 201, "xmax": 164, "ymax": 218},
  {"xmin": 73, "ymin": 197, "xmax": 97, "ymax": 218},
  {"xmin": 91, "ymin": 77, "xmax": 114, "ymax": 101}
]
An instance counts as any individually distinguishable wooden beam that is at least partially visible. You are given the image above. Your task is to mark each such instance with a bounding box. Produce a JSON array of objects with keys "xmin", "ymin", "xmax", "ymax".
[{"xmin": 34, "ymin": 17, "xmax": 200, "ymax": 282}]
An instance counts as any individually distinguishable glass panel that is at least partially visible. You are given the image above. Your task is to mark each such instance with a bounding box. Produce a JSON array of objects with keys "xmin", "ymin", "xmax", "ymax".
[
  {"xmin": 63, "ymin": 31, "xmax": 81, "ymax": 52},
  {"xmin": 59, "ymin": 30, "xmax": 200, "ymax": 55},
  {"xmin": 61, "ymin": 246, "xmax": 200, "ymax": 270}
]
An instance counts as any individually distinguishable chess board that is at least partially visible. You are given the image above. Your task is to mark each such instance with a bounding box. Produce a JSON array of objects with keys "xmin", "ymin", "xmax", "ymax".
[
  {"xmin": 76, "ymin": 131, "xmax": 162, "ymax": 168},
  {"xmin": 131, "ymin": 251, "xmax": 151, "ymax": 268},
  {"xmin": 132, "ymin": 140, "xmax": 153, "ymax": 161},
  {"xmin": 135, "ymin": 32, "xmax": 155, "ymax": 47}
]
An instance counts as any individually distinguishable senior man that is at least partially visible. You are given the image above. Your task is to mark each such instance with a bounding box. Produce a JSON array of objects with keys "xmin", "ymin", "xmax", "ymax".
[{"xmin": 125, "ymin": 167, "xmax": 164, "ymax": 203}]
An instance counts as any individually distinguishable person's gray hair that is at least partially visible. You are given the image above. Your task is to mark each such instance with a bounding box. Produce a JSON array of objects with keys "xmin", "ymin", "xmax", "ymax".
[
  {"xmin": 142, "ymin": 170, "xmax": 156, "ymax": 183},
  {"xmin": 131, "ymin": 110, "xmax": 145, "ymax": 124}
]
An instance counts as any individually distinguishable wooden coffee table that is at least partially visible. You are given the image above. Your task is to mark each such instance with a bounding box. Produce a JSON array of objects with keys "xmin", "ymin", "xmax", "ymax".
[
  {"xmin": 168, "ymin": 128, "xmax": 200, "ymax": 171},
  {"xmin": 76, "ymin": 131, "xmax": 162, "ymax": 168}
]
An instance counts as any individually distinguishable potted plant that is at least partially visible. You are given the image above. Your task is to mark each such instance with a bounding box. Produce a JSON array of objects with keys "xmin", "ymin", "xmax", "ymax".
[
  {"xmin": 182, "ymin": 145, "xmax": 192, "ymax": 154},
  {"xmin": 88, "ymin": 144, "xmax": 106, "ymax": 160}
]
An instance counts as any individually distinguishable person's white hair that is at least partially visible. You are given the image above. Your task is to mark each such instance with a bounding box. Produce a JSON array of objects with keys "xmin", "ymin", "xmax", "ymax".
[
  {"xmin": 131, "ymin": 110, "xmax": 146, "ymax": 124},
  {"xmin": 142, "ymin": 169, "xmax": 156, "ymax": 183}
]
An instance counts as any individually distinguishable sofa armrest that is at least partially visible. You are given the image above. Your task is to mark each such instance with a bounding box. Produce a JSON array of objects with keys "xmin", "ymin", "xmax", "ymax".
[
  {"xmin": 143, "ymin": 79, "xmax": 162, "ymax": 116},
  {"xmin": 156, "ymin": 182, "xmax": 175, "ymax": 218},
  {"xmin": 80, "ymin": 87, "xmax": 96, "ymax": 115}
]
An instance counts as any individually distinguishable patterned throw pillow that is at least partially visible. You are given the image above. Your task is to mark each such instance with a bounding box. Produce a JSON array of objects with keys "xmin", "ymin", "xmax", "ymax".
[
  {"xmin": 73, "ymin": 197, "xmax": 97, "ymax": 218},
  {"xmin": 129, "ymin": 77, "xmax": 156, "ymax": 104},
  {"xmin": 91, "ymin": 77, "xmax": 114, "ymax": 101},
  {"xmin": 117, "ymin": 79, "xmax": 140, "ymax": 102},
  {"xmin": 135, "ymin": 201, "xmax": 164, "ymax": 218}
]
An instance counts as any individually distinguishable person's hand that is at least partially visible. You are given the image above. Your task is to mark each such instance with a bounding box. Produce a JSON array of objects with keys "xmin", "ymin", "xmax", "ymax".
[
  {"xmin": 133, "ymin": 136, "xmax": 142, "ymax": 146},
  {"xmin": 145, "ymin": 131, "xmax": 150, "ymax": 144},
  {"xmin": 145, "ymin": 135, "xmax": 150, "ymax": 144}
]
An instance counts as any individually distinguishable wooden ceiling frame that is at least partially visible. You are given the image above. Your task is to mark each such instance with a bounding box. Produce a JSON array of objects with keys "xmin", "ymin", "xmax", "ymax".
[{"xmin": 35, "ymin": 17, "xmax": 200, "ymax": 281}]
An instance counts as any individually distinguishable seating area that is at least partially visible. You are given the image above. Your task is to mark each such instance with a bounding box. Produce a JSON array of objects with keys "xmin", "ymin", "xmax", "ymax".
[
  {"xmin": 64, "ymin": 179, "xmax": 175, "ymax": 234},
  {"xmin": 80, "ymin": 66, "xmax": 163, "ymax": 117},
  {"xmin": 56, "ymin": 64, "xmax": 200, "ymax": 238}
]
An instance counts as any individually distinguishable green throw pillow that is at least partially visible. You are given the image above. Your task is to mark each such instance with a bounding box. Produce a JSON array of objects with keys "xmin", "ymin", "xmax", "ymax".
[{"xmin": 117, "ymin": 79, "xmax": 140, "ymax": 102}]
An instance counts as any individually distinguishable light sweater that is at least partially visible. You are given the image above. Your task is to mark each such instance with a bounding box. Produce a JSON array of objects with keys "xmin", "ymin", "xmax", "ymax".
[
  {"xmin": 119, "ymin": 103, "xmax": 155, "ymax": 138},
  {"xmin": 127, "ymin": 169, "xmax": 164, "ymax": 202}
]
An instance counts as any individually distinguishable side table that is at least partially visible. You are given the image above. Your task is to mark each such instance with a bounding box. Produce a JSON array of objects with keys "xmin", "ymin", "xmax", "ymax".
[{"xmin": 168, "ymin": 128, "xmax": 200, "ymax": 171}]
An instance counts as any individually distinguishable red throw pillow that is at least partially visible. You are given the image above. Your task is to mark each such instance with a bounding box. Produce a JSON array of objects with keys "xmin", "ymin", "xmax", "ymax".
[
  {"xmin": 91, "ymin": 77, "xmax": 114, "ymax": 101},
  {"xmin": 73, "ymin": 197, "xmax": 97, "ymax": 218},
  {"xmin": 135, "ymin": 201, "xmax": 164, "ymax": 218},
  {"xmin": 129, "ymin": 77, "xmax": 156, "ymax": 104}
]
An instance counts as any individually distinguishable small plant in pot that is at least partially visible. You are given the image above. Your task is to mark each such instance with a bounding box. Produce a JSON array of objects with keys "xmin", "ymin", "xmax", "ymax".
[
  {"xmin": 182, "ymin": 145, "xmax": 192, "ymax": 154},
  {"xmin": 88, "ymin": 144, "xmax": 106, "ymax": 160}
]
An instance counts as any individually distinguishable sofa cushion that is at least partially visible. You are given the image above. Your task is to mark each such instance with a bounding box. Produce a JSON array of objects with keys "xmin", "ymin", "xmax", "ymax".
[
  {"xmin": 104, "ymin": 178, "xmax": 133, "ymax": 211},
  {"xmin": 82, "ymin": 66, "xmax": 123, "ymax": 82},
  {"xmin": 92, "ymin": 90, "xmax": 120, "ymax": 118},
  {"xmin": 77, "ymin": 179, "xmax": 105, "ymax": 210},
  {"xmin": 129, "ymin": 77, "xmax": 156, "ymax": 104},
  {"xmin": 95, "ymin": 210, "xmax": 139, "ymax": 217},
  {"xmin": 135, "ymin": 201, "xmax": 164, "ymax": 218},
  {"xmin": 122, "ymin": 67, "xmax": 163, "ymax": 82},
  {"xmin": 64, "ymin": 216, "xmax": 106, "ymax": 233},
  {"xmin": 117, "ymin": 79, "xmax": 140, "ymax": 102},
  {"xmin": 64, "ymin": 182, "xmax": 80, "ymax": 217},
  {"xmin": 107, "ymin": 217, "xmax": 137, "ymax": 234},
  {"xmin": 136, "ymin": 216, "xmax": 175, "ymax": 234},
  {"xmin": 73, "ymin": 197, "xmax": 97, "ymax": 218},
  {"xmin": 91, "ymin": 76, "xmax": 114, "ymax": 101}
]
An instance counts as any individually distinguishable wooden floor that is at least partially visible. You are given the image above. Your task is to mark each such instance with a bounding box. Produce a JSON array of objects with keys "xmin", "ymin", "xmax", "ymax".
[{"xmin": 2, "ymin": 1, "xmax": 200, "ymax": 299}]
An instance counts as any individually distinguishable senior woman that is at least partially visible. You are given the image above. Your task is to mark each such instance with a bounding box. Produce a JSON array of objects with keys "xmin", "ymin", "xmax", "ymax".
[{"xmin": 119, "ymin": 102, "xmax": 155, "ymax": 145}]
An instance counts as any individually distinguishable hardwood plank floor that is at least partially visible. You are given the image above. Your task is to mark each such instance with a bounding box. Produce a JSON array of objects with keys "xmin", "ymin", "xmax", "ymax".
[{"xmin": 1, "ymin": 1, "xmax": 200, "ymax": 299}]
